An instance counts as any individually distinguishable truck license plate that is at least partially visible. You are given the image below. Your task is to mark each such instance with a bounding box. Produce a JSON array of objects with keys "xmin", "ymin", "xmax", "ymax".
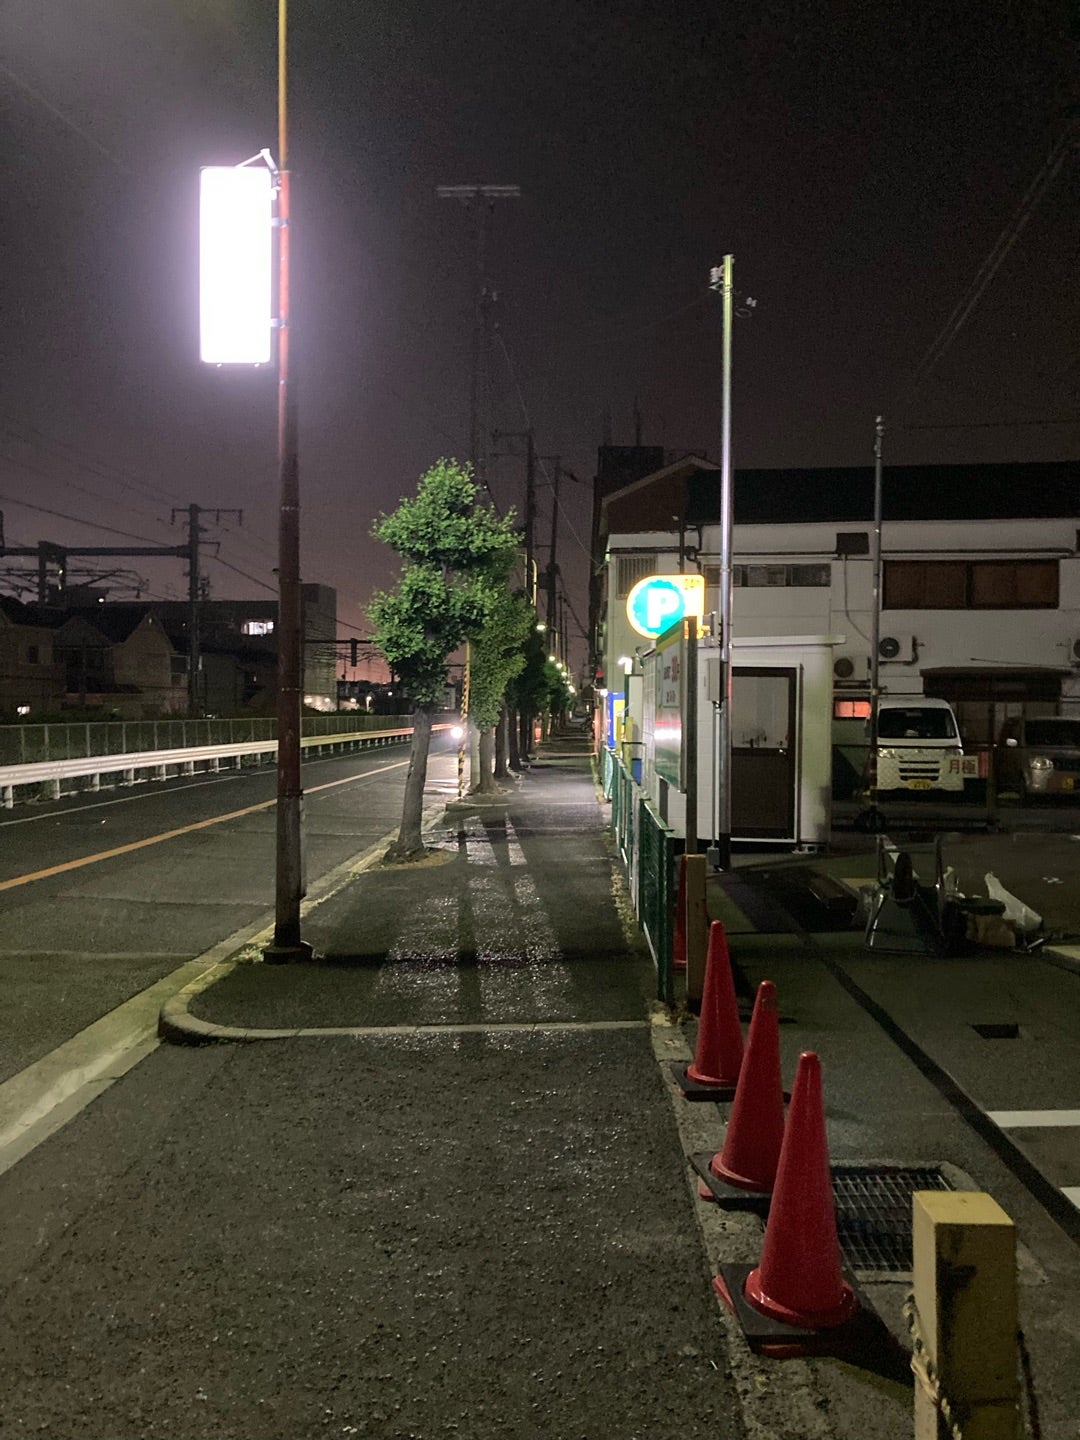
[{"xmin": 907, "ymin": 780, "xmax": 932, "ymax": 790}]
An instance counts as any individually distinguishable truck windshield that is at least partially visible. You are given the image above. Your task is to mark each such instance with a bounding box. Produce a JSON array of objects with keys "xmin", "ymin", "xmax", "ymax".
[{"xmin": 878, "ymin": 708, "xmax": 957, "ymax": 740}]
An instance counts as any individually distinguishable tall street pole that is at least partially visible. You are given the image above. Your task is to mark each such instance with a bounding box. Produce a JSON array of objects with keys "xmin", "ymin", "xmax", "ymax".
[
  {"xmin": 265, "ymin": 0, "xmax": 311, "ymax": 962},
  {"xmin": 435, "ymin": 184, "xmax": 520, "ymax": 489},
  {"xmin": 711, "ymin": 255, "xmax": 735, "ymax": 870},
  {"xmin": 544, "ymin": 457, "xmax": 561, "ymax": 639},
  {"xmin": 866, "ymin": 415, "xmax": 885, "ymax": 824}
]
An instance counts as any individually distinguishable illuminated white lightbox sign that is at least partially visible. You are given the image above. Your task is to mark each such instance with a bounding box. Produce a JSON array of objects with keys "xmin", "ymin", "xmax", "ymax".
[
  {"xmin": 625, "ymin": 573, "xmax": 705, "ymax": 638},
  {"xmin": 199, "ymin": 166, "xmax": 273, "ymax": 364}
]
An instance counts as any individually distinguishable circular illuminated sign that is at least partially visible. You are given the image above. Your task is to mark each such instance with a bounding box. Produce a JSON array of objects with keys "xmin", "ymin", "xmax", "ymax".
[{"xmin": 625, "ymin": 574, "xmax": 705, "ymax": 638}]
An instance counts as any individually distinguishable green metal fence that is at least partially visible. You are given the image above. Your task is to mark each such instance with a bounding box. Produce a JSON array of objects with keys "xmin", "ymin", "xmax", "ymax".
[
  {"xmin": 0, "ymin": 713, "xmax": 413, "ymax": 767},
  {"xmin": 605, "ymin": 748, "xmax": 675, "ymax": 1005},
  {"xmin": 637, "ymin": 795, "xmax": 676, "ymax": 1006}
]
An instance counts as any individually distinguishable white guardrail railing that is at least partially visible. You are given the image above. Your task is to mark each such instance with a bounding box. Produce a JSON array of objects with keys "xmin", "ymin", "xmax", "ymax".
[{"xmin": 0, "ymin": 724, "xmax": 448, "ymax": 808}]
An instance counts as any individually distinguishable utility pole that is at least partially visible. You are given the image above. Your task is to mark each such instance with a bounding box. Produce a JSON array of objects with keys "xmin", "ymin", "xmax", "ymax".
[
  {"xmin": 710, "ymin": 254, "xmax": 735, "ymax": 870},
  {"xmin": 170, "ymin": 505, "xmax": 243, "ymax": 715},
  {"xmin": 491, "ymin": 427, "xmax": 535, "ymax": 601},
  {"xmin": 264, "ymin": 0, "xmax": 311, "ymax": 962},
  {"xmin": 543, "ymin": 457, "xmax": 561, "ymax": 638},
  {"xmin": 436, "ymin": 184, "xmax": 520, "ymax": 489},
  {"xmin": 867, "ymin": 416, "xmax": 885, "ymax": 825}
]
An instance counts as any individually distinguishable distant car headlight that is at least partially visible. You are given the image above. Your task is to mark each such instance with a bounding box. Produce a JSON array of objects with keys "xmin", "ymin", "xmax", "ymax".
[
  {"xmin": 1028, "ymin": 755, "xmax": 1053, "ymax": 771},
  {"xmin": 451, "ymin": 725, "xmax": 465, "ymax": 741}
]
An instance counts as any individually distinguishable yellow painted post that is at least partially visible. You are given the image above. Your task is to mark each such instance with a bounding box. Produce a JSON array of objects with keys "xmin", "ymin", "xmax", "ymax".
[
  {"xmin": 458, "ymin": 641, "xmax": 470, "ymax": 800},
  {"xmin": 684, "ymin": 853, "xmax": 708, "ymax": 1005},
  {"xmin": 911, "ymin": 1191, "xmax": 1020, "ymax": 1440}
]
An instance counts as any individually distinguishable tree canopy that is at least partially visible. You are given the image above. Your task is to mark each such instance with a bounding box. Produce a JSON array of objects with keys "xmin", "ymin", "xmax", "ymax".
[{"xmin": 368, "ymin": 459, "xmax": 519, "ymax": 709}]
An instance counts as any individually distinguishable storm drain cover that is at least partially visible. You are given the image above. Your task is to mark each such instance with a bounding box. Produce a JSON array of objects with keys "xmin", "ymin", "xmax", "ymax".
[{"xmin": 832, "ymin": 1164, "xmax": 954, "ymax": 1274}]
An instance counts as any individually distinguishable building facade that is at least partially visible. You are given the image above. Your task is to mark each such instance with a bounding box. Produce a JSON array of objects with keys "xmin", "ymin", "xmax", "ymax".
[{"xmin": 597, "ymin": 458, "xmax": 1080, "ymax": 787}]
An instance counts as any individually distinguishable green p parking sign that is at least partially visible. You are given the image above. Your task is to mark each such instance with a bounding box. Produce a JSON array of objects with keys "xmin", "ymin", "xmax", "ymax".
[{"xmin": 625, "ymin": 574, "xmax": 705, "ymax": 638}]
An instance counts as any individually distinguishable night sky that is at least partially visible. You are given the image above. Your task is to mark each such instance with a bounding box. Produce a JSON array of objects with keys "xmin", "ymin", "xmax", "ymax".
[{"xmin": 1, "ymin": 2, "xmax": 1077, "ymax": 681}]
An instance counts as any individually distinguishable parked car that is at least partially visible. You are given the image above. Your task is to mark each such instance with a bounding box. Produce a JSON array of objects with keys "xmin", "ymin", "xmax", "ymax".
[
  {"xmin": 996, "ymin": 715, "xmax": 1080, "ymax": 801},
  {"xmin": 868, "ymin": 697, "xmax": 965, "ymax": 796}
]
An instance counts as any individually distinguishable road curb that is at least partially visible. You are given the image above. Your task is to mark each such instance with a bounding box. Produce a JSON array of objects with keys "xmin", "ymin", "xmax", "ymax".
[{"xmin": 156, "ymin": 795, "xmax": 467, "ymax": 1047}]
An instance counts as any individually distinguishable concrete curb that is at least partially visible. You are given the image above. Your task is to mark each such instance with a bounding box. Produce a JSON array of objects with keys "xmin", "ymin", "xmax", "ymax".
[{"xmin": 157, "ymin": 796, "xmax": 452, "ymax": 1047}]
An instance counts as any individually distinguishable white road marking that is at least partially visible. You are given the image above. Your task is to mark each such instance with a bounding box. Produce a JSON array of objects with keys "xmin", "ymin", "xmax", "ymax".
[{"xmin": 987, "ymin": 1109, "xmax": 1080, "ymax": 1128}]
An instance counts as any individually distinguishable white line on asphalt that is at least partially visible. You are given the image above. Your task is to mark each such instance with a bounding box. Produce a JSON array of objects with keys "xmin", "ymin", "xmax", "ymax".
[
  {"xmin": 988, "ymin": 1110, "xmax": 1080, "ymax": 1128},
  {"xmin": 1063, "ymin": 1187, "xmax": 1080, "ymax": 1210}
]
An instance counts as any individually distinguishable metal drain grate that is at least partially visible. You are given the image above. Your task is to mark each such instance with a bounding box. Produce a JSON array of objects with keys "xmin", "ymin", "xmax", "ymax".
[{"xmin": 832, "ymin": 1164, "xmax": 954, "ymax": 1273}]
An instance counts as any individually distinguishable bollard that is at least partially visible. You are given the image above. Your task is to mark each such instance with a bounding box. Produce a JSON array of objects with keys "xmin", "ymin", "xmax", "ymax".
[{"xmin": 910, "ymin": 1191, "xmax": 1020, "ymax": 1440}]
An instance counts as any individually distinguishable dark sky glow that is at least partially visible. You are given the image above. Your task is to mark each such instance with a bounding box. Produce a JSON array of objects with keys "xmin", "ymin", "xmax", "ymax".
[{"xmin": 0, "ymin": 1, "xmax": 1077, "ymax": 679}]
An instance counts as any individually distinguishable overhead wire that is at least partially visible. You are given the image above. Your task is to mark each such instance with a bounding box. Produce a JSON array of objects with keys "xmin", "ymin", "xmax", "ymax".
[{"xmin": 895, "ymin": 114, "xmax": 1080, "ymax": 413}]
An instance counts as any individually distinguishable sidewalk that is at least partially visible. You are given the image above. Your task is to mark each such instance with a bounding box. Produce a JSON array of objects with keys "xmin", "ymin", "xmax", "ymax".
[
  {"xmin": 154, "ymin": 734, "xmax": 1077, "ymax": 1437},
  {"xmin": 151, "ymin": 732, "xmax": 916, "ymax": 1440}
]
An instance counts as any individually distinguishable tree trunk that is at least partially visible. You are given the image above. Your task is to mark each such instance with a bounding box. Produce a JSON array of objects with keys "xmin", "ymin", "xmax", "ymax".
[
  {"xmin": 508, "ymin": 705, "xmax": 522, "ymax": 771},
  {"xmin": 474, "ymin": 725, "xmax": 496, "ymax": 792},
  {"xmin": 494, "ymin": 703, "xmax": 510, "ymax": 778},
  {"xmin": 386, "ymin": 704, "xmax": 432, "ymax": 860}
]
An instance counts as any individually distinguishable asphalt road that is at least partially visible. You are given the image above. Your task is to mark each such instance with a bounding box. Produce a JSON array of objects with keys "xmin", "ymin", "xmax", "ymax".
[{"xmin": 0, "ymin": 737, "xmax": 458, "ymax": 1081}]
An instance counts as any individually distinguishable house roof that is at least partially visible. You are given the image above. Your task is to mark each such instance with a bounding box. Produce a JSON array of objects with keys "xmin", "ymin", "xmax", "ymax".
[
  {"xmin": 683, "ymin": 461, "xmax": 1079, "ymax": 527},
  {"xmin": 598, "ymin": 458, "xmax": 1079, "ymax": 534}
]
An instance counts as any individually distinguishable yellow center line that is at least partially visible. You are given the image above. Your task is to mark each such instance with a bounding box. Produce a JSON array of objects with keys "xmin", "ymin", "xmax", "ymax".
[{"xmin": 0, "ymin": 760, "xmax": 409, "ymax": 894}]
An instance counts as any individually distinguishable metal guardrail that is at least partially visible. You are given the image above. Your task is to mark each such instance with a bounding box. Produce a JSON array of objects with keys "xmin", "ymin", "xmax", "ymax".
[
  {"xmin": 0, "ymin": 721, "xmax": 448, "ymax": 808},
  {"xmin": 0, "ymin": 713, "xmax": 413, "ymax": 767}
]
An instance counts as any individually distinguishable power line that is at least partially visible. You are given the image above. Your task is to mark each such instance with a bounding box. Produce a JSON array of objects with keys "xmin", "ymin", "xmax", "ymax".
[
  {"xmin": 0, "ymin": 492, "xmax": 169, "ymax": 548},
  {"xmin": 897, "ymin": 115, "xmax": 1080, "ymax": 410},
  {"xmin": 0, "ymin": 60, "xmax": 130, "ymax": 172}
]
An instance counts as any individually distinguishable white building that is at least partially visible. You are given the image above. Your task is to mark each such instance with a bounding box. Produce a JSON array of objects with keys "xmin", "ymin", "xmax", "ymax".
[{"xmin": 597, "ymin": 455, "xmax": 1079, "ymax": 801}]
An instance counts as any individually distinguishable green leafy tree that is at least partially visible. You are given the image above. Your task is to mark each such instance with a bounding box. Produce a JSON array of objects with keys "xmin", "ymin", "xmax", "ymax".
[
  {"xmin": 368, "ymin": 459, "xmax": 518, "ymax": 860},
  {"xmin": 511, "ymin": 622, "xmax": 551, "ymax": 761},
  {"xmin": 467, "ymin": 590, "xmax": 535, "ymax": 793},
  {"xmin": 543, "ymin": 659, "xmax": 574, "ymax": 728}
]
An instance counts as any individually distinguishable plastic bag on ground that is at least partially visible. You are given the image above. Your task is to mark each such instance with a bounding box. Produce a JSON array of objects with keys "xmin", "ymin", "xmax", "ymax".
[{"xmin": 984, "ymin": 872, "xmax": 1042, "ymax": 936}]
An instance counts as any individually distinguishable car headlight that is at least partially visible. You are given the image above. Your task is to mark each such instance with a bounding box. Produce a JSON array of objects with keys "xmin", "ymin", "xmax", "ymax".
[
  {"xmin": 450, "ymin": 725, "xmax": 465, "ymax": 741},
  {"xmin": 879, "ymin": 747, "xmax": 900, "ymax": 760},
  {"xmin": 1028, "ymin": 755, "xmax": 1053, "ymax": 772}
]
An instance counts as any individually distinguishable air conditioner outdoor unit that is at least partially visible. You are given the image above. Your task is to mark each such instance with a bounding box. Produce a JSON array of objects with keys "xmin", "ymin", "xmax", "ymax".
[
  {"xmin": 878, "ymin": 635, "xmax": 917, "ymax": 663},
  {"xmin": 833, "ymin": 656, "xmax": 856, "ymax": 680}
]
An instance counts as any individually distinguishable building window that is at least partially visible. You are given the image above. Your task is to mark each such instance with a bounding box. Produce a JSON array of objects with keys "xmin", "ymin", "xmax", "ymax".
[
  {"xmin": 26, "ymin": 645, "xmax": 39, "ymax": 664},
  {"xmin": 834, "ymin": 698, "xmax": 871, "ymax": 719},
  {"xmin": 708, "ymin": 563, "xmax": 830, "ymax": 588},
  {"xmin": 241, "ymin": 619, "xmax": 275, "ymax": 636},
  {"xmin": 884, "ymin": 560, "xmax": 1058, "ymax": 610},
  {"xmin": 614, "ymin": 554, "xmax": 657, "ymax": 598}
]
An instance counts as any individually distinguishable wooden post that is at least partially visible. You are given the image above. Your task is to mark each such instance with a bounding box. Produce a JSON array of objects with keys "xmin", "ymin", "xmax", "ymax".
[{"xmin": 911, "ymin": 1191, "xmax": 1020, "ymax": 1440}]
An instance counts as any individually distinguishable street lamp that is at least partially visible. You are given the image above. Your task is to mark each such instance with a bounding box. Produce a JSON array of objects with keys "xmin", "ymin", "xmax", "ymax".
[{"xmin": 198, "ymin": 0, "xmax": 310, "ymax": 961}]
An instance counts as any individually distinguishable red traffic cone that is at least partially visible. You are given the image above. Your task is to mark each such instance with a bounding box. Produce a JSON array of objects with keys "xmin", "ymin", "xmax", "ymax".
[
  {"xmin": 672, "ymin": 855, "xmax": 687, "ymax": 971},
  {"xmin": 734, "ymin": 1052, "xmax": 858, "ymax": 1335},
  {"xmin": 686, "ymin": 922, "xmax": 744, "ymax": 1088},
  {"xmin": 701, "ymin": 979, "xmax": 785, "ymax": 1199}
]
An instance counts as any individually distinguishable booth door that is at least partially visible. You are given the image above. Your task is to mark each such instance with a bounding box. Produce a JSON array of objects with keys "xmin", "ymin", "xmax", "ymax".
[{"xmin": 732, "ymin": 668, "xmax": 797, "ymax": 839}]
